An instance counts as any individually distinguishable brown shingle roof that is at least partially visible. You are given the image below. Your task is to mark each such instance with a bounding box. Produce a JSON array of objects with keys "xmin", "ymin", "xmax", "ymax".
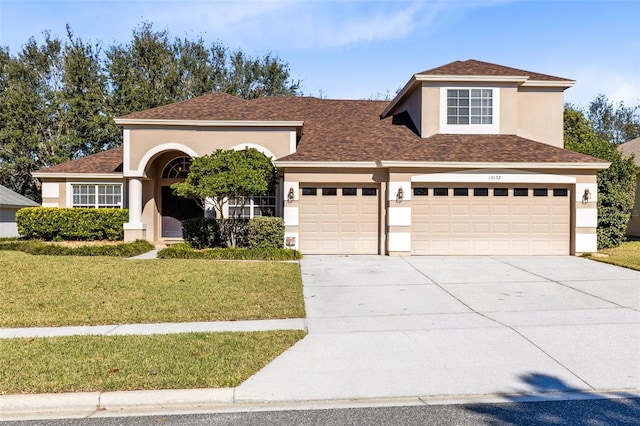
[
  {"xmin": 418, "ymin": 59, "xmax": 571, "ymax": 82},
  {"xmin": 39, "ymin": 59, "xmax": 599, "ymax": 174},
  {"xmin": 36, "ymin": 147, "xmax": 123, "ymax": 174}
]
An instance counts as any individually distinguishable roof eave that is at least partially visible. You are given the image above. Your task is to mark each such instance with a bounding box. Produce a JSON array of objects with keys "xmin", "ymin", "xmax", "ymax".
[
  {"xmin": 115, "ymin": 118, "xmax": 304, "ymax": 128},
  {"xmin": 380, "ymin": 161, "xmax": 610, "ymax": 170},
  {"xmin": 274, "ymin": 161, "xmax": 380, "ymax": 168},
  {"xmin": 32, "ymin": 172, "xmax": 124, "ymax": 179}
]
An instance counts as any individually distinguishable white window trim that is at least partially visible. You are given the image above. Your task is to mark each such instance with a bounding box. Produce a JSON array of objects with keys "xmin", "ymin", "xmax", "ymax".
[
  {"xmin": 439, "ymin": 87, "xmax": 500, "ymax": 134},
  {"xmin": 67, "ymin": 183, "xmax": 124, "ymax": 208},
  {"xmin": 227, "ymin": 191, "xmax": 277, "ymax": 219}
]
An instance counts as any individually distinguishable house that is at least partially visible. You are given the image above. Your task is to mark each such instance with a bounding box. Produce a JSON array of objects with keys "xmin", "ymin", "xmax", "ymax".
[
  {"xmin": 0, "ymin": 185, "xmax": 40, "ymax": 238},
  {"xmin": 618, "ymin": 137, "xmax": 640, "ymax": 237},
  {"xmin": 33, "ymin": 59, "xmax": 610, "ymax": 255}
]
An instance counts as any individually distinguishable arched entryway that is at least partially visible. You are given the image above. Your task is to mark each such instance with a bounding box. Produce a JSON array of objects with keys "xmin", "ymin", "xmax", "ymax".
[{"xmin": 159, "ymin": 156, "xmax": 202, "ymax": 238}]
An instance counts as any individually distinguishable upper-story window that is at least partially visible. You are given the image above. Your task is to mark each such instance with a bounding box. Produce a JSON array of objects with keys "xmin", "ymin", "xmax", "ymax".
[
  {"xmin": 447, "ymin": 89, "xmax": 493, "ymax": 125},
  {"xmin": 440, "ymin": 87, "xmax": 499, "ymax": 134}
]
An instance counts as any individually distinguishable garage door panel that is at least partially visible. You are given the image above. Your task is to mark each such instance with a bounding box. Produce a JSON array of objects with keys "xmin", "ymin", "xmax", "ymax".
[
  {"xmin": 472, "ymin": 222, "xmax": 490, "ymax": 234},
  {"xmin": 321, "ymin": 204, "xmax": 339, "ymax": 215},
  {"xmin": 432, "ymin": 205, "xmax": 450, "ymax": 215},
  {"xmin": 412, "ymin": 184, "xmax": 570, "ymax": 255},
  {"xmin": 452, "ymin": 204, "xmax": 470, "ymax": 215},
  {"xmin": 472, "ymin": 203, "xmax": 490, "ymax": 215},
  {"xmin": 492, "ymin": 205, "xmax": 510, "ymax": 215}
]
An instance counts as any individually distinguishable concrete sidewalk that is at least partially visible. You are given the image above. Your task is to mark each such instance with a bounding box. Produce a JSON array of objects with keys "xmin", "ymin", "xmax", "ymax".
[
  {"xmin": 0, "ymin": 318, "xmax": 306, "ymax": 339},
  {"xmin": 2, "ymin": 255, "xmax": 639, "ymax": 420}
]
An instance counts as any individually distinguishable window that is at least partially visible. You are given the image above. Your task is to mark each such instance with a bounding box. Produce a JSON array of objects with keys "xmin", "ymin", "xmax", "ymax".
[
  {"xmin": 413, "ymin": 187, "xmax": 428, "ymax": 196},
  {"xmin": 162, "ymin": 157, "xmax": 191, "ymax": 179},
  {"xmin": 362, "ymin": 188, "xmax": 377, "ymax": 196},
  {"xmin": 302, "ymin": 187, "xmax": 317, "ymax": 196},
  {"xmin": 433, "ymin": 187, "xmax": 448, "ymax": 196},
  {"xmin": 474, "ymin": 188, "xmax": 489, "ymax": 196},
  {"xmin": 72, "ymin": 184, "xmax": 122, "ymax": 208},
  {"xmin": 494, "ymin": 188, "xmax": 508, "ymax": 197},
  {"xmin": 533, "ymin": 188, "xmax": 548, "ymax": 197},
  {"xmin": 342, "ymin": 187, "xmax": 357, "ymax": 196},
  {"xmin": 322, "ymin": 187, "xmax": 337, "ymax": 196},
  {"xmin": 228, "ymin": 190, "xmax": 276, "ymax": 219},
  {"xmin": 447, "ymin": 89, "xmax": 493, "ymax": 125},
  {"xmin": 453, "ymin": 188, "xmax": 468, "ymax": 196},
  {"xmin": 553, "ymin": 188, "xmax": 568, "ymax": 197},
  {"xmin": 514, "ymin": 188, "xmax": 528, "ymax": 197}
]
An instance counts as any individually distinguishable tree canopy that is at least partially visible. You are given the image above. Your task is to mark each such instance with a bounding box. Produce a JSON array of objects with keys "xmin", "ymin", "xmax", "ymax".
[
  {"xmin": 564, "ymin": 98, "xmax": 638, "ymax": 249},
  {"xmin": 0, "ymin": 23, "xmax": 300, "ymax": 201},
  {"xmin": 171, "ymin": 148, "xmax": 276, "ymax": 247}
]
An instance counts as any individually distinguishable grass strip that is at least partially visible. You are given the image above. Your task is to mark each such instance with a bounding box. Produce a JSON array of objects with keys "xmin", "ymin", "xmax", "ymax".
[
  {"xmin": 0, "ymin": 251, "xmax": 305, "ymax": 327},
  {"xmin": 0, "ymin": 331, "xmax": 306, "ymax": 394},
  {"xmin": 158, "ymin": 243, "xmax": 302, "ymax": 260},
  {"xmin": 585, "ymin": 241, "xmax": 640, "ymax": 271}
]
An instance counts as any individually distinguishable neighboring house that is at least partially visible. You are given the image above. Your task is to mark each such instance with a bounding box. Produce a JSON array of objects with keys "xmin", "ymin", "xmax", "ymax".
[
  {"xmin": 33, "ymin": 59, "xmax": 610, "ymax": 255},
  {"xmin": 618, "ymin": 137, "xmax": 640, "ymax": 237},
  {"xmin": 0, "ymin": 185, "xmax": 40, "ymax": 238}
]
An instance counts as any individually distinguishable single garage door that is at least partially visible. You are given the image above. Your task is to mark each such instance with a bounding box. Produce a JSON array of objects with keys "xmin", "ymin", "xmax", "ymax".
[
  {"xmin": 412, "ymin": 185, "xmax": 570, "ymax": 255},
  {"xmin": 299, "ymin": 184, "xmax": 379, "ymax": 254}
]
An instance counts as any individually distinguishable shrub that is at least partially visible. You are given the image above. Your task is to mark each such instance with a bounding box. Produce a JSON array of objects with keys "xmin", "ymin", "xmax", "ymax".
[
  {"xmin": 246, "ymin": 217, "xmax": 284, "ymax": 249},
  {"xmin": 16, "ymin": 207, "xmax": 128, "ymax": 241},
  {"xmin": 0, "ymin": 239, "xmax": 154, "ymax": 257},
  {"xmin": 158, "ymin": 243, "xmax": 301, "ymax": 260},
  {"xmin": 181, "ymin": 217, "xmax": 250, "ymax": 249},
  {"xmin": 182, "ymin": 217, "xmax": 223, "ymax": 249}
]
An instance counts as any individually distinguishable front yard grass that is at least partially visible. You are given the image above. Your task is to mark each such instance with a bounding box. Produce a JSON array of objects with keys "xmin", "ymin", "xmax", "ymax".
[
  {"xmin": 0, "ymin": 251, "xmax": 305, "ymax": 327},
  {"xmin": 587, "ymin": 241, "xmax": 640, "ymax": 271},
  {"xmin": 0, "ymin": 331, "xmax": 306, "ymax": 394}
]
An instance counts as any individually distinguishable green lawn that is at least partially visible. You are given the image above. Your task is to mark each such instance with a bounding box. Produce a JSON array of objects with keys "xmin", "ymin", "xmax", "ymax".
[
  {"xmin": 0, "ymin": 251, "xmax": 307, "ymax": 394},
  {"xmin": 587, "ymin": 241, "xmax": 640, "ymax": 271},
  {"xmin": 0, "ymin": 331, "xmax": 305, "ymax": 394},
  {"xmin": 0, "ymin": 251, "xmax": 305, "ymax": 327}
]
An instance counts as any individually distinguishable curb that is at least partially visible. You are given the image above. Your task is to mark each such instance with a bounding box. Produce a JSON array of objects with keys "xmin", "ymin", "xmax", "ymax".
[
  {"xmin": 2, "ymin": 388, "xmax": 640, "ymax": 421},
  {"xmin": 0, "ymin": 388, "xmax": 234, "ymax": 420}
]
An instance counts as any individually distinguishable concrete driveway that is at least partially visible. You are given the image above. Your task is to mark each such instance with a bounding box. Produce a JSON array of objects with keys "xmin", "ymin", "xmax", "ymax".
[{"xmin": 236, "ymin": 256, "xmax": 640, "ymax": 402}]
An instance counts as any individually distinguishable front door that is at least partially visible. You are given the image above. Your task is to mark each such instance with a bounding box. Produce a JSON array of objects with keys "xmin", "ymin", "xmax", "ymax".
[{"xmin": 161, "ymin": 186, "xmax": 203, "ymax": 238}]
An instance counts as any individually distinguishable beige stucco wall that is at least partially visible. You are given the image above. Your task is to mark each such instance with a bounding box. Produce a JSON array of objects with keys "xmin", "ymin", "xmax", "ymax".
[
  {"xmin": 517, "ymin": 87, "xmax": 565, "ymax": 148},
  {"xmin": 126, "ymin": 127, "xmax": 295, "ymax": 176},
  {"xmin": 411, "ymin": 82, "xmax": 564, "ymax": 147},
  {"xmin": 420, "ymin": 84, "xmax": 440, "ymax": 138}
]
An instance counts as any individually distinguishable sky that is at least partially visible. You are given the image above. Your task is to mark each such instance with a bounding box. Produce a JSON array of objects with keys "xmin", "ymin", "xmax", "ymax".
[{"xmin": 0, "ymin": 0, "xmax": 638, "ymax": 108}]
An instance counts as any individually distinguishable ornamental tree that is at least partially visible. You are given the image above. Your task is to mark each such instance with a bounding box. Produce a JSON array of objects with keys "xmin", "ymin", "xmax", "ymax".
[{"xmin": 171, "ymin": 148, "xmax": 276, "ymax": 246}]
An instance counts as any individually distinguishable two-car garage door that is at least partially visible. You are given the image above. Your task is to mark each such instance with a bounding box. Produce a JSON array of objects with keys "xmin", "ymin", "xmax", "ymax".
[
  {"xmin": 299, "ymin": 184, "xmax": 379, "ymax": 254},
  {"xmin": 412, "ymin": 185, "xmax": 571, "ymax": 255}
]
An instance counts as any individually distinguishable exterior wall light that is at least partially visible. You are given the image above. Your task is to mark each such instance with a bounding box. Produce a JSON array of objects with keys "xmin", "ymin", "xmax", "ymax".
[
  {"xmin": 287, "ymin": 187, "xmax": 295, "ymax": 203},
  {"xmin": 582, "ymin": 188, "xmax": 591, "ymax": 204},
  {"xmin": 396, "ymin": 187, "xmax": 404, "ymax": 202}
]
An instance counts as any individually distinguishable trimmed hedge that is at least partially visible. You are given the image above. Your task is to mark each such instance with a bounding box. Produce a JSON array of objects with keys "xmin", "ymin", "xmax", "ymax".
[
  {"xmin": 157, "ymin": 243, "xmax": 302, "ymax": 261},
  {"xmin": 16, "ymin": 207, "xmax": 128, "ymax": 241},
  {"xmin": 182, "ymin": 217, "xmax": 282, "ymax": 249},
  {"xmin": 0, "ymin": 239, "xmax": 154, "ymax": 257},
  {"xmin": 246, "ymin": 217, "xmax": 284, "ymax": 249}
]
